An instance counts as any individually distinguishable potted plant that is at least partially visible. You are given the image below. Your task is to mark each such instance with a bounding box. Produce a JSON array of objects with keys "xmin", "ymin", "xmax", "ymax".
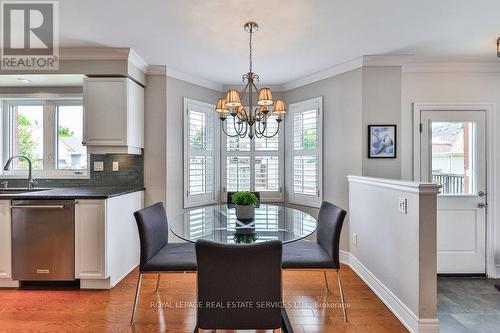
[{"xmin": 231, "ymin": 191, "xmax": 259, "ymax": 220}]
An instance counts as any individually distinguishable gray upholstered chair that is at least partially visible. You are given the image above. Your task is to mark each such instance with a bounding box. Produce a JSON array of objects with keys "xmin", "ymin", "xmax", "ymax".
[
  {"xmin": 131, "ymin": 202, "xmax": 197, "ymax": 324},
  {"xmin": 282, "ymin": 201, "xmax": 348, "ymax": 321},
  {"xmin": 227, "ymin": 191, "xmax": 261, "ymax": 207},
  {"xmin": 194, "ymin": 239, "xmax": 286, "ymax": 332}
]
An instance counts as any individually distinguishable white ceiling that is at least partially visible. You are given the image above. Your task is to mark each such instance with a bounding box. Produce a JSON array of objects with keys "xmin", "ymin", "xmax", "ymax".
[{"xmin": 59, "ymin": 0, "xmax": 500, "ymax": 85}]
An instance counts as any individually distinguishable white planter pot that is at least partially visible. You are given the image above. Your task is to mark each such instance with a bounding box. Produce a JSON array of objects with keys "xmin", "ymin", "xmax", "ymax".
[{"xmin": 235, "ymin": 204, "xmax": 255, "ymax": 220}]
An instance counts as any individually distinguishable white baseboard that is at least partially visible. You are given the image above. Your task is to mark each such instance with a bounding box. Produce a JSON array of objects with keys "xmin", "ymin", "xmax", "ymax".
[
  {"xmin": 340, "ymin": 250, "xmax": 350, "ymax": 265},
  {"xmin": 80, "ymin": 277, "xmax": 111, "ymax": 289},
  {"xmin": 345, "ymin": 252, "xmax": 439, "ymax": 333},
  {"xmin": 495, "ymin": 265, "xmax": 500, "ymax": 279},
  {"xmin": 0, "ymin": 278, "xmax": 19, "ymax": 288}
]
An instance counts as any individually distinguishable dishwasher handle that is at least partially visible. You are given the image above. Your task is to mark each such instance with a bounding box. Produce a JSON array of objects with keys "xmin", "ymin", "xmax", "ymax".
[{"xmin": 11, "ymin": 205, "xmax": 66, "ymax": 209}]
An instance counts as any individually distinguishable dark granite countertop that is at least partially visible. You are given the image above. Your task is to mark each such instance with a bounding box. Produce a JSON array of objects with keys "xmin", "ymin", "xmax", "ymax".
[{"xmin": 0, "ymin": 187, "xmax": 145, "ymax": 199}]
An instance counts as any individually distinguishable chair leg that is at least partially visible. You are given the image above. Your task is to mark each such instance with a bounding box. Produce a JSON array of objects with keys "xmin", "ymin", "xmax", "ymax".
[
  {"xmin": 323, "ymin": 271, "xmax": 330, "ymax": 292},
  {"xmin": 155, "ymin": 273, "xmax": 161, "ymax": 292},
  {"xmin": 337, "ymin": 269, "xmax": 348, "ymax": 322},
  {"xmin": 130, "ymin": 273, "xmax": 143, "ymax": 325}
]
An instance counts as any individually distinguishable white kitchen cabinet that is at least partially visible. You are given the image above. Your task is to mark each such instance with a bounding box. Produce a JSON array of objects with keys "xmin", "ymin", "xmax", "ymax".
[
  {"xmin": 75, "ymin": 191, "xmax": 143, "ymax": 289},
  {"xmin": 0, "ymin": 200, "xmax": 17, "ymax": 287},
  {"xmin": 83, "ymin": 77, "xmax": 144, "ymax": 154},
  {"xmin": 74, "ymin": 200, "xmax": 106, "ymax": 279}
]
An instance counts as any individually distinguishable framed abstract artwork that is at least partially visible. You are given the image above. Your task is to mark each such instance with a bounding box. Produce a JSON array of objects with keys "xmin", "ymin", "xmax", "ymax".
[{"xmin": 368, "ymin": 125, "xmax": 397, "ymax": 158}]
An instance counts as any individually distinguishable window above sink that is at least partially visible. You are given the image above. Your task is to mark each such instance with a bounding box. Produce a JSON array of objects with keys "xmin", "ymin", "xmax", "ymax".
[{"xmin": 1, "ymin": 95, "xmax": 89, "ymax": 179}]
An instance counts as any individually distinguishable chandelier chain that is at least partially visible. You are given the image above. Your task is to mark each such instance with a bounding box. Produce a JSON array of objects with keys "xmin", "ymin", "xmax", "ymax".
[{"xmin": 249, "ymin": 28, "xmax": 253, "ymax": 73}]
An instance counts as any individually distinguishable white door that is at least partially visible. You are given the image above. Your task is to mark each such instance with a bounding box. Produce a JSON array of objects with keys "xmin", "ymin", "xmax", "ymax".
[{"xmin": 420, "ymin": 110, "xmax": 487, "ymax": 274}]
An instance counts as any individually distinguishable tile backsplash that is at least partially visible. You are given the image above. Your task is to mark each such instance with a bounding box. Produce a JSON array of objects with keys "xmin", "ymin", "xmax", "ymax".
[{"xmin": 2, "ymin": 154, "xmax": 143, "ymax": 188}]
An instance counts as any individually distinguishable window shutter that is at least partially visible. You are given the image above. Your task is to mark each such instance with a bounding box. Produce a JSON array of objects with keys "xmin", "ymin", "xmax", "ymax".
[
  {"xmin": 184, "ymin": 98, "xmax": 219, "ymax": 208},
  {"xmin": 286, "ymin": 97, "xmax": 323, "ymax": 207},
  {"xmin": 222, "ymin": 110, "xmax": 284, "ymax": 202}
]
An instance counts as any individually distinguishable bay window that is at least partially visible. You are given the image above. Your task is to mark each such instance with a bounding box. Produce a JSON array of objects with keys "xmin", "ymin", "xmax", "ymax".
[{"xmin": 222, "ymin": 113, "xmax": 284, "ymax": 202}]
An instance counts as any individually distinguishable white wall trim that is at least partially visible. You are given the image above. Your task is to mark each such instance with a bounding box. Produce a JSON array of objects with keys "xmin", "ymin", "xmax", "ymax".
[
  {"xmin": 347, "ymin": 175, "xmax": 441, "ymax": 195},
  {"xmin": 347, "ymin": 253, "xmax": 439, "ymax": 333},
  {"xmin": 167, "ymin": 68, "xmax": 223, "ymax": 92},
  {"xmin": 59, "ymin": 47, "xmax": 131, "ymax": 60},
  {"xmin": 339, "ymin": 250, "xmax": 350, "ymax": 265},
  {"xmin": 412, "ymin": 103, "xmax": 497, "ymax": 278},
  {"xmin": 128, "ymin": 49, "xmax": 149, "ymax": 73},
  {"xmin": 147, "ymin": 65, "xmax": 167, "ymax": 76},
  {"xmin": 282, "ymin": 57, "xmax": 363, "ymax": 91},
  {"xmin": 403, "ymin": 62, "xmax": 500, "ymax": 73}
]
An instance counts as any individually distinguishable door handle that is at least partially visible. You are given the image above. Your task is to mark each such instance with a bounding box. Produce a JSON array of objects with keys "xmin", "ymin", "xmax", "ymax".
[
  {"xmin": 478, "ymin": 191, "xmax": 487, "ymax": 197},
  {"xmin": 477, "ymin": 202, "xmax": 487, "ymax": 209}
]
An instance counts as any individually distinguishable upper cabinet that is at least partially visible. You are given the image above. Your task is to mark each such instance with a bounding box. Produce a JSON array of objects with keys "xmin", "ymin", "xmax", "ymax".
[{"xmin": 83, "ymin": 77, "xmax": 144, "ymax": 154}]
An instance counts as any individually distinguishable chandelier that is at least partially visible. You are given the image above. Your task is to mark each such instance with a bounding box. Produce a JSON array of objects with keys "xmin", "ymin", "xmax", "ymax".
[{"xmin": 215, "ymin": 22, "xmax": 286, "ymax": 140}]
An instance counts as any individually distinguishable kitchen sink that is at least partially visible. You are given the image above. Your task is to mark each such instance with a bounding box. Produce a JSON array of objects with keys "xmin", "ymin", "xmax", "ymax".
[{"xmin": 0, "ymin": 188, "xmax": 50, "ymax": 194}]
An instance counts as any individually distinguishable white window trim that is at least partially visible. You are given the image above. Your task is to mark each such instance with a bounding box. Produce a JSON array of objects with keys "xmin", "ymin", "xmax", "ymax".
[
  {"xmin": 285, "ymin": 96, "xmax": 323, "ymax": 208},
  {"xmin": 183, "ymin": 98, "xmax": 220, "ymax": 208},
  {"xmin": 220, "ymin": 111, "xmax": 285, "ymax": 203},
  {"xmin": 0, "ymin": 96, "xmax": 89, "ymax": 179}
]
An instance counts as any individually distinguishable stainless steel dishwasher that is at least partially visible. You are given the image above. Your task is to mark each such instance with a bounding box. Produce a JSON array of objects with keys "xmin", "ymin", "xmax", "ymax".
[{"xmin": 11, "ymin": 200, "xmax": 75, "ymax": 281}]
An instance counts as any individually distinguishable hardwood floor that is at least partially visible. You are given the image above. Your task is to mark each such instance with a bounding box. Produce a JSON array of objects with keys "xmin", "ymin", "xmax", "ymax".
[{"xmin": 0, "ymin": 265, "xmax": 408, "ymax": 332}]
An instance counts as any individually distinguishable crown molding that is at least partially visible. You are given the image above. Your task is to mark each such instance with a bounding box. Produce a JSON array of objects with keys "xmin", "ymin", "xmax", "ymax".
[
  {"xmin": 281, "ymin": 57, "xmax": 364, "ymax": 91},
  {"xmin": 222, "ymin": 84, "xmax": 285, "ymax": 93},
  {"xmin": 402, "ymin": 61, "xmax": 500, "ymax": 73},
  {"xmin": 166, "ymin": 67, "xmax": 224, "ymax": 92},
  {"xmin": 128, "ymin": 49, "xmax": 148, "ymax": 73},
  {"xmin": 59, "ymin": 47, "xmax": 149, "ymax": 73},
  {"xmin": 59, "ymin": 47, "xmax": 131, "ymax": 60},
  {"xmin": 147, "ymin": 65, "xmax": 167, "ymax": 76}
]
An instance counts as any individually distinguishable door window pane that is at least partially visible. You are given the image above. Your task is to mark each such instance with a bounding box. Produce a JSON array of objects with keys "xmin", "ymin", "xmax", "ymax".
[
  {"xmin": 56, "ymin": 104, "xmax": 87, "ymax": 170},
  {"xmin": 431, "ymin": 122, "xmax": 475, "ymax": 194},
  {"xmin": 11, "ymin": 105, "xmax": 44, "ymax": 170},
  {"xmin": 226, "ymin": 156, "xmax": 251, "ymax": 191},
  {"xmin": 255, "ymin": 156, "xmax": 279, "ymax": 192}
]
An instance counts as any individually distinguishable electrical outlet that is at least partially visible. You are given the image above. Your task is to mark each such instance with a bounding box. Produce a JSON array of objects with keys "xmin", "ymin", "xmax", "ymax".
[
  {"xmin": 353, "ymin": 232, "xmax": 358, "ymax": 246},
  {"xmin": 112, "ymin": 161, "xmax": 119, "ymax": 171},
  {"xmin": 399, "ymin": 197, "xmax": 408, "ymax": 214},
  {"xmin": 93, "ymin": 161, "xmax": 104, "ymax": 171}
]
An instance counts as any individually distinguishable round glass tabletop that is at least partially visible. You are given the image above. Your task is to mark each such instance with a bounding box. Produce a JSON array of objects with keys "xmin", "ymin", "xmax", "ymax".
[{"xmin": 170, "ymin": 204, "xmax": 317, "ymax": 244}]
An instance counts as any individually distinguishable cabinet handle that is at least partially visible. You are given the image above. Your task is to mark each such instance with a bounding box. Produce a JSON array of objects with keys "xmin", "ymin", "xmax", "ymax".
[{"xmin": 11, "ymin": 205, "xmax": 65, "ymax": 209}]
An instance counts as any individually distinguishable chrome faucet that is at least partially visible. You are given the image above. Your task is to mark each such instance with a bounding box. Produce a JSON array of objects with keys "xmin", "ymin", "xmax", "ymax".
[{"xmin": 3, "ymin": 155, "xmax": 36, "ymax": 190}]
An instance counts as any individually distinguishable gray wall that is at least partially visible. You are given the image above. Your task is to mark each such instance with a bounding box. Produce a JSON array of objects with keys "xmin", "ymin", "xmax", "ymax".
[
  {"xmin": 166, "ymin": 77, "xmax": 221, "ymax": 222},
  {"xmin": 362, "ymin": 66, "xmax": 402, "ymax": 179},
  {"xmin": 284, "ymin": 68, "xmax": 364, "ymax": 251}
]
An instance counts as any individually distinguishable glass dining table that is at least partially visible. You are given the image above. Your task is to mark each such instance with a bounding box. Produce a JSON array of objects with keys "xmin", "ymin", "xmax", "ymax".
[{"xmin": 170, "ymin": 204, "xmax": 318, "ymax": 244}]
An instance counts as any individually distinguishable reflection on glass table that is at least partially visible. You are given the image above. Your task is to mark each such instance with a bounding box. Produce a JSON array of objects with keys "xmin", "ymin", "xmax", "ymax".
[{"xmin": 170, "ymin": 204, "xmax": 317, "ymax": 244}]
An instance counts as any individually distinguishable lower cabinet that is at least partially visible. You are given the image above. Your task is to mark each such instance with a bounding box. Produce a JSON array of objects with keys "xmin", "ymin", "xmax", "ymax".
[
  {"xmin": 0, "ymin": 191, "xmax": 143, "ymax": 289},
  {"xmin": 75, "ymin": 191, "xmax": 143, "ymax": 289},
  {"xmin": 0, "ymin": 201, "xmax": 15, "ymax": 285},
  {"xmin": 75, "ymin": 200, "xmax": 106, "ymax": 279}
]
